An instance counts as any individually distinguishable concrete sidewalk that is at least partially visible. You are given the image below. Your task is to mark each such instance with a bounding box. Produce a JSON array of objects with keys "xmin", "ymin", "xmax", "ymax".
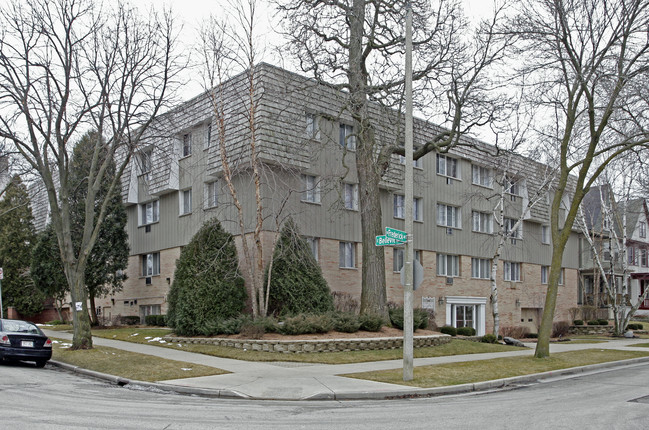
[{"xmin": 43, "ymin": 330, "xmax": 649, "ymax": 401}]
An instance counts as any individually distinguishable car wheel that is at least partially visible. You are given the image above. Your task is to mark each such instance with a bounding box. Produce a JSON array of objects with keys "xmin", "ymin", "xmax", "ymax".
[{"xmin": 35, "ymin": 360, "xmax": 47, "ymax": 368}]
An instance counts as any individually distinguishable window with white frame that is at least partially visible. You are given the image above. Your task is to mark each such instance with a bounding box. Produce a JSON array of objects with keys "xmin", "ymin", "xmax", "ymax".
[
  {"xmin": 140, "ymin": 200, "xmax": 159, "ymax": 225},
  {"xmin": 640, "ymin": 221, "xmax": 647, "ymax": 238},
  {"xmin": 205, "ymin": 181, "xmax": 218, "ymax": 208},
  {"xmin": 394, "ymin": 195, "xmax": 422, "ymax": 221},
  {"xmin": 641, "ymin": 248, "xmax": 648, "ymax": 267},
  {"xmin": 436, "ymin": 154, "xmax": 459, "ymax": 178},
  {"xmin": 205, "ymin": 124, "xmax": 212, "ymax": 149},
  {"xmin": 339, "ymin": 123, "xmax": 356, "ymax": 150},
  {"xmin": 471, "ymin": 258, "xmax": 491, "ymax": 279},
  {"xmin": 139, "ymin": 148, "xmax": 152, "ymax": 176},
  {"xmin": 141, "ymin": 252, "xmax": 160, "ymax": 277},
  {"xmin": 504, "ymin": 218, "xmax": 522, "ymax": 239},
  {"xmin": 541, "ymin": 266, "xmax": 549, "ymax": 284},
  {"xmin": 182, "ymin": 132, "xmax": 192, "ymax": 157},
  {"xmin": 180, "ymin": 189, "xmax": 192, "ymax": 215},
  {"xmin": 339, "ymin": 242, "xmax": 355, "ymax": 268},
  {"xmin": 393, "ymin": 248, "xmax": 422, "ymax": 272},
  {"xmin": 504, "ymin": 261, "xmax": 521, "ymax": 281},
  {"xmin": 344, "ymin": 183, "xmax": 358, "ymax": 210},
  {"xmin": 472, "ymin": 211, "xmax": 492, "ymax": 233},
  {"xmin": 306, "ymin": 113, "xmax": 320, "ymax": 140},
  {"xmin": 437, "ymin": 204, "xmax": 461, "ymax": 228},
  {"xmin": 628, "ymin": 247, "xmax": 637, "ymax": 266},
  {"xmin": 306, "ymin": 237, "xmax": 319, "ymax": 261},
  {"xmin": 302, "ymin": 174, "xmax": 320, "ymax": 203},
  {"xmin": 541, "ymin": 225, "xmax": 550, "ymax": 244},
  {"xmin": 454, "ymin": 304, "xmax": 474, "ymax": 329},
  {"xmin": 472, "ymin": 165, "xmax": 492, "ymax": 188},
  {"xmin": 437, "ymin": 254, "xmax": 459, "ymax": 277},
  {"xmin": 505, "ymin": 176, "xmax": 520, "ymax": 196},
  {"xmin": 399, "ymin": 154, "xmax": 423, "ymax": 168}
]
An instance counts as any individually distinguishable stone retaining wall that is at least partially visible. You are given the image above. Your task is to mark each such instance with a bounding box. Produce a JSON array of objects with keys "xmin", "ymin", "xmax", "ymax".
[{"xmin": 165, "ymin": 334, "xmax": 452, "ymax": 354}]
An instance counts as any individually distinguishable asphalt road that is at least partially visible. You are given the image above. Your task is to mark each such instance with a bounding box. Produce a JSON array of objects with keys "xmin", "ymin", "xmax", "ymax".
[{"xmin": 2, "ymin": 360, "xmax": 649, "ymax": 429}]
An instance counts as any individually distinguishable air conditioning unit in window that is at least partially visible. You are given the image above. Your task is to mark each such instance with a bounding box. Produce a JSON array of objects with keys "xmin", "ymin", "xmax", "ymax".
[
  {"xmin": 145, "ymin": 277, "xmax": 152, "ymax": 285},
  {"xmin": 447, "ymin": 228, "xmax": 453, "ymax": 235},
  {"xmin": 446, "ymin": 277, "xmax": 454, "ymax": 285},
  {"xmin": 145, "ymin": 225, "xmax": 151, "ymax": 233}
]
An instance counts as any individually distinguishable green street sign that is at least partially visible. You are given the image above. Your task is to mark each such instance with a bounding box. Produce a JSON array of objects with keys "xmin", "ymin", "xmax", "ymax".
[
  {"xmin": 375, "ymin": 235, "xmax": 404, "ymax": 246},
  {"xmin": 385, "ymin": 227, "xmax": 407, "ymax": 242}
]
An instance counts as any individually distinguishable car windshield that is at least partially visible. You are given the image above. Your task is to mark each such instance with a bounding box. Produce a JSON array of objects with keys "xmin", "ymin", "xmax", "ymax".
[{"xmin": 1, "ymin": 320, "xmax": 40, "ymax": 334}]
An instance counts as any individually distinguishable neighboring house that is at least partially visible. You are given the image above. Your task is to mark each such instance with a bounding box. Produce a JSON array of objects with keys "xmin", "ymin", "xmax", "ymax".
[
  {"xmin": 579, "ymin": 185, "xmax": 649, "ymax": 316},
  {"xmin": 89, "ymin": 63, "xmax": 580, "ymax": 333}
]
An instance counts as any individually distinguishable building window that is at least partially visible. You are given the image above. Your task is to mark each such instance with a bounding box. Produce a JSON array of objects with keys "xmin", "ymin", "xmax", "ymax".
[
  {"xmin": 505, "ymin": 176, "xmax": 520, "ymax": 196},
  {"xmin": 454, "ymin": 305, "xmax": 475, "ymax": 329},
  {"xmin": 399, "ymin": 154, "xmax": 422, "ymax": 168},
  {"xmin": 559, "ymin": 268, "xmax": 565, "ymax": 285},
  {"xmin": 640, "ymin": 221, "xmax": 647, "ymax": 238},
  {"xmin": 179, "ymin": 189, "xmax": 192, "ymax": 215},
  {"xmin": 306, "ymin": 237, "xmax": 319, "ymax": 261},
  {"xmin": 339, "ymin": 123, "xmax": 356, "ymax": 150},
  {"xmin": 471, "ymin": 258, "xmax": 491, "ymax": 279},
  {"xmin": 302, "ymin": 174, "xmax": 320, "ymax": 203},
  {"xmin": 504, "ymin": 261, "xmax": 521, "ymax": 282},
  {"xmin": 339, "ymin": 242, "xmax": 355, "ymax": 268},
  {"xmin": 182, "ymin": 132, "xmax": 192, "ymax": 157},
  {"xmin": 205, "ymin": 181, "xmax": 218, "ymax": 208},
  {"xmin": 141, "ymin": 252, "xmax": 160, "ymax": 277},
  {"xmin": 541, "ymin": 266, "xmax": 549, "ymax": 284},
  {"xmin": 140, "ymin": 200, "xmax": 159, "ymax": 225},
  {"xmin": 344, "ymin": 183, "xmax": 358, "ymax": 210},
  {"xmin": 437, "ymin": 254, "xmax": 459, "ymax": 277},
  {"xmin": 205, "ymin": 124, "xmax": 212, "ymax": 149},
  {"xmin": 138, "ymin": 148, "xmax": 152, "ymax": 176},
  {"xmin": 394, "ymin": 195, "xmax": 422, "ymax": 221},
  {"xmin": 436, "ymin": 154, "xmax": 458, "ymax": 178},
  {"xmin": 541, "ymin": 225, "xmax": 550, "ymax": 244},
  {"xmin": 504, "ymin": 218, "xmax": 522, "ymax": 239},
  {"xmin": 472, "ymin": 211, "xmax": 492, "ymax": 233},
  {"xmin": 393, "ymin": 248, "xmax": 404, "ymax": 272},
  {"xmin": 472, "ymin": 165, "xmax": 492, "ymax": 188},
  {"xmin": 641, "ymin": 248, "xmax": 648, "ymax": 267},
  {"xmin": 628, "ymin": 247, "xmax": 637, "ymax": 266},
  {"xmin": 306, "ymin": 113, "xmax": 320, "ymax": 140},
  {"xmin": 437, "ymin": 204, "xmax": 461, "ymax": 228}
]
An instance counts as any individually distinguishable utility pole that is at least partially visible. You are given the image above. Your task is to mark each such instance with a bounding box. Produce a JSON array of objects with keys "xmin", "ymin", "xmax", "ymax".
[{"xmin": 403, "ymin": 1, "xmax": 414, "ymax": 382}]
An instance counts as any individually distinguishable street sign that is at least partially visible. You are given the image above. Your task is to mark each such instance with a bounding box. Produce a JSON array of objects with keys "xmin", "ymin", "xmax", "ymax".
[
  {"xmin": 375, "ymin": 235, "xmax": 405, "ymax": 246},
  {"xmin": 385, "ymin": 227, "xmax": 407, "ymax": 242},
  {"xmin": 400, "ymin": 258, "xmax": 424, "ymax": 290}
]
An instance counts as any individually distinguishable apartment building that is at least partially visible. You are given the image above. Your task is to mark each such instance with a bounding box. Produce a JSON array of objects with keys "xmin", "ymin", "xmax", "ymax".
[{"xmin": 96, "ymin": 63, "xmax": 579, "ymax": 335}]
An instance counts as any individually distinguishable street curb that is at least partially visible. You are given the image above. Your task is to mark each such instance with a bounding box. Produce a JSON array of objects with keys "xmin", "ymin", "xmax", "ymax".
[{"xmin": 49, "ymin": 355, "xmax": 649, "ymax": 401}]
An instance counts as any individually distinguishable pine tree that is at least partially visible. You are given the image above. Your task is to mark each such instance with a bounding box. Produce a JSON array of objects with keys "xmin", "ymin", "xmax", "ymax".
[
  {"xmin": 31, "ymin": 224, "xmax": 69, "ymax": 321},
  {"xmin": 0, "ymin": 175, "xmax": 44, "ymax": 316},
  {"xmin": 266, "ymin": 219, "xmax": 333, "ymax": 316},
  {"xmin": 167, "ymin": 218, "xmax": 247, "ymax": 336}
]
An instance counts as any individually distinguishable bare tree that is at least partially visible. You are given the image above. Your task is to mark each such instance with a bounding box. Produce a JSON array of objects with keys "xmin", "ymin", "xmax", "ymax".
[
  {"xmin": 276, "ymin": 0, "xmax": 510, "ymax": 316},
  {"xmin": 505, "ymin": 0, "xmax": 649, "ymax": 357},
  {"xmin": 0, "ymin": 0, "xmax": 180, "ymax": 348}
]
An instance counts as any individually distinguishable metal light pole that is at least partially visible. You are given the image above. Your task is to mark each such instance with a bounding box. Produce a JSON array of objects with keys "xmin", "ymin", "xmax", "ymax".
[{"xmin": 403, "ymin": 1, "xmax": 414, "ymax": 381}]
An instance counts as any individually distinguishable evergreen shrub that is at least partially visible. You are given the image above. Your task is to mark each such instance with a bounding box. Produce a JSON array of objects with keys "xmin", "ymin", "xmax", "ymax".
[
  {"xmin": 145, "ymin": 315, "xmax": 167, "ymax": 326},
  {"xmin": 279, "ymin": 314, "xmax": 334, "ymax": 335},
  {"xmin": 481, "ymin": 334, "xmax": 497, "ymax": 343},
  {"xmin": 573, "ymin": 320, "xmax": 584, "ymax": 326},
  {"xmin": 389, "ymin": 307, "xmax": 428, "ymax": 331},
  {"xmin": 440, "ymin": 326, "xmax": 457, "ymax": 336},
  {"xmin": 597, "ymin": 319, "xmax": 609, "ymax": 326},
  {"xmin": 332, "ymin": 312, "xmax": 361, "ymax": 333},
  {"xmin": 359, "ymin": 313, "xmax": 385, "ymax": 332},
  {"xmin": 457, "ymin": 326, "xmax": 476, "ymax": 336},
  {"xmin": 626, "ymin": 323, "xmax": 643, "ymax": 330},
  {"xmin": 587, "ymin": 320, "xmax": 600, "ymax": 325},
  {"xmin": 166, "ymin": 219, "xmax": 247, "ymax": 336},
  {"xmin": 266, "ymin": 219, "xmax": 334, "ymax": 316},
  {"xmin": 121, "ymin": 316, "xmax": 140, "ymax": 325}
]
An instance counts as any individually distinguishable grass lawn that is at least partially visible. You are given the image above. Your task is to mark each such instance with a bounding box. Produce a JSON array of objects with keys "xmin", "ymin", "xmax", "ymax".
[
  {"xmin": 88, "ymin": 327, "xmax": 524, "ymax": 364},
  {"xmin": 51, "ymin": 338, "xmax": 227, "ymax": 382},
  {"xmin": 343, "ymin": 349, "xmax": 649, "ymax": 388}
]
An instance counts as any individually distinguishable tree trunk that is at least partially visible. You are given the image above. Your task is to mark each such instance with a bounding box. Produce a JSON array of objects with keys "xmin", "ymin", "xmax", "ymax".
[
  {"xmin": 89, "ymin": 293, "xmax": 98, "ymax": 326},
  {"xmin": 68, "ymin": 270, "xmax": 93, "ymax": 349}
]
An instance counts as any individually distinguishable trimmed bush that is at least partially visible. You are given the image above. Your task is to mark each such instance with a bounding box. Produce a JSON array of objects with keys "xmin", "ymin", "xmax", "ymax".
[
  {"xmin": 440, "ymin": 326, "xmax": 457, "ymax": 336},
  {"xmin": 266, "ymin": 219, "xmax": 334, "ymax": 316},
  {"xmin": 526, "ymin": 333, "xmax": 538, "ymax": 338},
  {"xmin": 332, "ymin": 312, "xmax": 362, "ymax": 333},
  {"xmin": 626, "ymin": 323, "xmax": 644, "ymax": 330},
  {"xmin": 573, "ymin": 319, "xmax": 584, "ymax": 326},
  {"xmin": 597, "ymin": 319, "xmax": 609, "ymax": 326},
  {"xmin": 359, "ymin": 313, "xmax": 385, "ymax": 332},
  {"xmin": 413, "ymin": 308, "xmax": 429, "ymax": 330},
  {"xmin": 481, "ymin": 334, "xmax": 497, "ymax": 343},
  {"xmin": 389, "ymin": 307, "xmax": 428, "ymax": 331},
  {"xmin": 166, "ymin": 218, "xmax": 247, "ymax": 336},
  {"xmin": 145, "ymin": 315, "xmax": 167, "ymax": 326},
  {"xmin": 552, "ymin": 321, "xmax": 570, "ymax": 337},
  {"xmin": 587, "ymin": 320, "xmax": 600, "ymax": 325},
  {"xmin": 120, "ymin": 316, "xmax": 140, "ymax": 325},
  {"xmin": 457, "ymin": 326, "xmax": 476, "ymax": 336},
  {"xmin": 279, "ymin": 314, "xmax": 334, "ymax": 335}
]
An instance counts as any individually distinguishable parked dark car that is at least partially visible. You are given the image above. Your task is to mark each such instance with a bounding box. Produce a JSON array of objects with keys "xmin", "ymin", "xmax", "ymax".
[{"xmin": 0, "ymin": 319, "xmax": 52, "ymax": 367}]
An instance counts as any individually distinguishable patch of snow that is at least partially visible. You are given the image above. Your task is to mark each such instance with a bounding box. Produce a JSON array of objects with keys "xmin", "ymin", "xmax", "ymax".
[
  {"xmin": 148, "ymin": 337, "xmax": 162, "ymax": 342},
  {"xmin": 129, "ymin": 333, "xmax": 139, "ymax": 337},
  {"xmin": 181, "ymin": 368, "xmax": 192, "ymax": 371},
  {"xmin": 145, "ymin": 336, "xmax": 152, "ymax": 340}
]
